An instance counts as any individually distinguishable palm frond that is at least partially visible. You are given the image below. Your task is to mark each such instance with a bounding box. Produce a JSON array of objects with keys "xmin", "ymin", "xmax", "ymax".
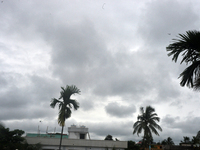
[
  {"xmin": 167, "ymin": 30, "xmax": 200, "ymax": 88},
  {"xmin": 69, "ymin": 99, "xmax": 80, "ymax": 110},
  {"xmin": 167, "ymin": 30, "xmax": 200, "ymax": 64},
  {"xmin": 50, "ymin": 98, "xmax": 61, "ymax": 108},
  {"xmin": 51, "ymin": 85, "xmax": 80, "ymax": 128},
  {"xmin": 194, "ymin": 77, "xmax": 200, "ymax": 90},
  {"xmin": 140, "ymin": 107, "xmax": 144, "ymax": 114},
  {"xmin": 179, "ymin": 61, "xmax": 200, "ymax": 87}
]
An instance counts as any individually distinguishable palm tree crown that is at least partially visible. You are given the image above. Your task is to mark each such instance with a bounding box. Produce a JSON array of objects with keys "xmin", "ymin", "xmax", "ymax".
[
  {"xmin": 50, "ymin": 85, "xmax": 80, "ymax": 150},
  {"xmin": 50, "ymin": 85, "xmax": 80, "ymax": 126},
  {"xmin": 133, "ymin": 106, "xmax": 162, "ymax": 145},
  {"xmin": 166, "ymin": 30, "xmax": 200, "ymax": 89}
]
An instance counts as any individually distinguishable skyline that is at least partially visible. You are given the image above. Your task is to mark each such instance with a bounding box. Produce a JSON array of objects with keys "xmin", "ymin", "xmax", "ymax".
[{"xmin": 1, "ymin": 0, "xmax": 200, "ymax": 144}]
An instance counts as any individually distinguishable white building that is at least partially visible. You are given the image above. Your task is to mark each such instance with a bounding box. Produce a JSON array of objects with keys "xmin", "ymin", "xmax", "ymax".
[
  {"xmin": 25, "ymin": 125, "xmax": 127, "ymax": 150},
  {"xmin": 68, "ymin": 125, "xmax": 90, "ymax": 139}
]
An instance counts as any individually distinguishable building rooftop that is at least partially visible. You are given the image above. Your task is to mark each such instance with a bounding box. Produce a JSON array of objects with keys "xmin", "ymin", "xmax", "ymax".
[{"xmin": 26, "ymin": 133, "xmax": 68, "ymax": 139}]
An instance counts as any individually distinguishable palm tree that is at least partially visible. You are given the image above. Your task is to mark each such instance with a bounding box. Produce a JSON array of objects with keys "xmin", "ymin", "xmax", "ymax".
[
  {"xmin": 133, "ymin": 106, "xmax": 162, "ymax": 147},
  {"xmin": 166, "ymin": 30, "xmax": 200, "ymax": 90},
  {"xmin": 50, "ymin": 85, "xmax": 80, "ymax": 150}
]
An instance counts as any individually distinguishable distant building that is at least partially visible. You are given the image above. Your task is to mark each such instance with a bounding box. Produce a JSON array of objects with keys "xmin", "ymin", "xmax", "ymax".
[
  {"xmin": 68, "ymin": 125, "xmax": 90, "ymax": 139},
  {"xmin": 25, "ymin": 125, "xmax": 127, "ymax": 150}
]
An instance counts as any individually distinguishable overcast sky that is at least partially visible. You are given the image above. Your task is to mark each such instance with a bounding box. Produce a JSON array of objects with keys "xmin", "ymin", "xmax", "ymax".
[{"xmin": 1, "ymin": 0, "xmax": 200, "ymax": 145}]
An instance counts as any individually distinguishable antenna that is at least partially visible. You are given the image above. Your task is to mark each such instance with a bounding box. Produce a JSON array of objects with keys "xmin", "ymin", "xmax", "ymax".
[
  {"xmin": 38, "ymin": 125, "xmax": 40, "ymax": 135},
  {"xmin": 46, "ymin": 126, "xmax": 48, "ymax": 133}
]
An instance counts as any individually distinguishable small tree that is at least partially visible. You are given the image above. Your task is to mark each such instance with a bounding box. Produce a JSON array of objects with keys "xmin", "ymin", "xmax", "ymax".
[
  {"xmin": 180, "ymin": 136, "xmax": 191, "ymax": 144},
  {"xmin": 161, "ymin": 137, "xmax": 174, "ymax": 145},
  {"xmin": 104, "ymin": 135, "xmax": 113, "ymax": 140}
]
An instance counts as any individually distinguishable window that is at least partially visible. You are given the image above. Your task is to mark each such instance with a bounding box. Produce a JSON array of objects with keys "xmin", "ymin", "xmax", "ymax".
[{"xmin": 80, "ymin": 134, "xmax": 85, "ymax": 139}]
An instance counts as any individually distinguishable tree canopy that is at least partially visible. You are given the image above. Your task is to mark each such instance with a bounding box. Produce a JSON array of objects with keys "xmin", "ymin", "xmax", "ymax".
[
  {"xmin": 0, "ymin": 124, "xmax": 25, "ymax": 150},
  {"xmin": 0, "ymin": 123, "xmax": 41, "ymax": 150},
  {"xmin": 161, "ymin": 137, "xmax": 174, "ymax": 145}
]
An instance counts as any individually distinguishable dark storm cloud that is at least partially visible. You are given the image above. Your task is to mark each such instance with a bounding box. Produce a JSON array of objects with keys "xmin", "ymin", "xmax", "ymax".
[
  {"xmin": 105, "ymin": 102, "xmax": 136, "ymax": 118},
  {"xmin": 1, "ymin": 0, "xmax": 200, "ymax": 144},
  {"xmin": 138, "ymin": 0, "xmax": 199, "ymax": 46},
  {"xmin": 162, "ymin": 115, "xmax": 200, "ymax": 136},
  {"xmin": 0, "ymin": 73, "xmax": 60, "ymax": 121},
  {"xmin": 35, "ymin": 15, "xmax": 154, "ymax": 101}
]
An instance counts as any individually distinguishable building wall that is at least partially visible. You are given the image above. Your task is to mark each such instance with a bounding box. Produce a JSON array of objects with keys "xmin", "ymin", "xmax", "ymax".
[
  {"xmin": 68, "ymin": 125, "xmax": 89, "ymax": 139},
  {"xmin": 25, "ymin": 137, "xmax": 127, "ymax": 150}
]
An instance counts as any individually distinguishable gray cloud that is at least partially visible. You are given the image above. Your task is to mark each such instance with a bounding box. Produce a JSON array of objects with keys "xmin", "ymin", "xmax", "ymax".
[
  {"xmin": 1, "ymin": 0, "xmax": 200, "ymax": 145},
  {"xmin": 105, "ymin": 102, "xmax": 136, "ymax": 118}
]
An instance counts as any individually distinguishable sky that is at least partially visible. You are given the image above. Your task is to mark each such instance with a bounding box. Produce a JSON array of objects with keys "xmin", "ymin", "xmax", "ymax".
[{"xmin": 1, "ymin": 0, "xmax": 200, "ymax": 145}]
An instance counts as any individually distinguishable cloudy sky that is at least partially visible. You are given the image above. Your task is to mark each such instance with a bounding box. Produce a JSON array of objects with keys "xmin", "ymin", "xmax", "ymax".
[{"xmin": 1, "ymin": 0, "xmax": 200, "ymax": 145}]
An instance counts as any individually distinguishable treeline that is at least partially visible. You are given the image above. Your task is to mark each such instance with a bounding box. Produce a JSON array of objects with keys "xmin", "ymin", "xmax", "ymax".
[{"xmin": 0, "ymin": 123, "xmax": 41, "ymax": 150}]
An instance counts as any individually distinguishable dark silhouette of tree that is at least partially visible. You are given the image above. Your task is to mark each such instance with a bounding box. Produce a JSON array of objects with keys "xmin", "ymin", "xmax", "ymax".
[
  {"xmin": 50, "ymin": 85, "xmax": 80, "ymax": 150},
  {"xmin": 0, "ymin": 123, "xmax": 41, "ymax": 150},
  {"xmin": 104, "ymin": 135, "xmax": 113, "ymax": 140},
  {"xmin": 0, "ymin": 124, "xmax": 25, "ymax": 150},
  {"xmin": 161, "ymin": 137, "xmax": 174, "ymax": 145},
  {"xmin": 180, "ymin": 136, "xmax": 191, "ymax": 144},
  {"xmin": 125, "ymin": 141, "xmax": 140, "ymax": 150},
  {"xmin": 166, "ymin": 30, "xmax": 200, "ymax": 90},
  {"xmin": 133, "ymin": 106, "xmax": 162, "ymax": 148},
  {"xmin": 192, "ymin": 136, "xmax": 200, "ymax": 145}
]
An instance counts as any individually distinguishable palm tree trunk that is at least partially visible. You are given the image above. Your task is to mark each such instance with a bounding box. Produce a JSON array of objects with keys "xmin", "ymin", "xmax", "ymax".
[{"xmin": 59, "ymin": 126, "xmax": 64, "ymax": 150}]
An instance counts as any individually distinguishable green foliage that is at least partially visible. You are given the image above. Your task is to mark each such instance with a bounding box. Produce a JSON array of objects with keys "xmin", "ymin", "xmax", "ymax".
[
  {"xmin": 0, "ymin": 124, "xmax": 25, "ymax": 150},
  {"xmin": 133, "ymin": 106, "xmax": 162, "ymax": 147},
  {"xmin": 0, "ymin": 123, "xmax": 41, "ymax": 150},
  {"xmin": 125, "ymin": 141, "xmax": 140, "ymax": 150},
  {"xmin": 166, "ymin": 30, "xmax": 200, "ymax": 89}
]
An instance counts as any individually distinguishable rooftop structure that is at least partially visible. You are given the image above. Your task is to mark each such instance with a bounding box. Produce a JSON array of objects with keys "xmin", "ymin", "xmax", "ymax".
[
  {"xmin": 26, "ymin": 133, "xmax": 68, "ymax": 139},
  {"xmin": 25, "ymin": 125, "xmax": 127, "ymax": 150},
  {"xmin": 68, "ymin": 125, "xmax": 90, "ymax": 139}
]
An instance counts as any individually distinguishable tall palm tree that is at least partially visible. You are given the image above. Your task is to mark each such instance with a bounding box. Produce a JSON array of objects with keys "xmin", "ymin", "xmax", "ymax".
[
  {"xmin": 50, "ymin": 85, "xmax": 80, "ymax": 150},
  {"xmin": 133, "ymin": 106, "xmax": 162, "ymax": 147},
  {"xmin": 166, "ymin": 30, "xmax": 200, "ymax": 90}
]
